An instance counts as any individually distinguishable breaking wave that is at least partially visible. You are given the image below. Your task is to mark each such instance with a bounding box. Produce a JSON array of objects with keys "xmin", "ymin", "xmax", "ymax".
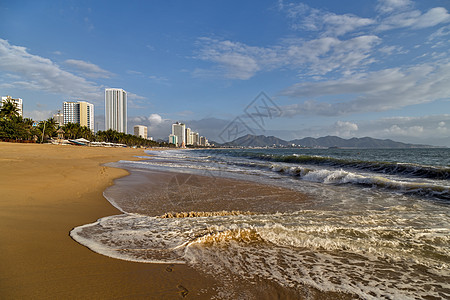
[
  {"xmin": 226, "ymin": 152, "xmax": 450, "ymax": 180},
  {"xmin": 71, "ymin": 209, "xmax": 450, "ymax": 300}
]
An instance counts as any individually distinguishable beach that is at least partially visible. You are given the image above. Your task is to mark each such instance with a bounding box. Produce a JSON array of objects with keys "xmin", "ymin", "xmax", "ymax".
[
  {"xmin": 2, "ymin": 144, "xmax": 447, "ymax": 299},
  {"xmin": 0, "ymin": 143, "xmax": 333, "ymax": 299},
  {"xmin": 0, "ymin": 143, "xmax": 221, "ymax": 299},
  {"xmin": 83, "ymin": 148, "xmax": 447, "ymax": 299}
]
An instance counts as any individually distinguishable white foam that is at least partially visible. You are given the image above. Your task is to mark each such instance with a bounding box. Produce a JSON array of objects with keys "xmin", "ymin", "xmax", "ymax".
[{"xmin": 70, "ymin": 209, "xmax": 450, "ymax": 299}]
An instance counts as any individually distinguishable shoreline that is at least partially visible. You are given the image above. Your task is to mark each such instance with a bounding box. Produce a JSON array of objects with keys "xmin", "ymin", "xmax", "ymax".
[
  {"xmin": 0, "ymin": 143, "xmax": 355, "ymax": 299},
  {"xmin": 0, "ymin": 142, "xmax": 219, "ymax": 299}
]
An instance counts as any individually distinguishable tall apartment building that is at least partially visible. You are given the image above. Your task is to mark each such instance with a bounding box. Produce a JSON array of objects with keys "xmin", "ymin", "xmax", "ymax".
[
  {"xmin": 171, "ymin": 122, "xmax": 186, "ymax": 147},
  {"xmin": 1, "ymin": 96, "xmax": 23, "ymax": 116},
  {"xmin": 134, "ymin": 125, "xmax": 148, "ymax": 139},
  {"xmin": 200, "ymin": 136, "xmax": 209, "ymax": 147},
  {"xmin": 105, "ymin": 88, "xmax": 127, "ymax": 133},
  {"xmin": 191, "ymin": 132, "xmax": 199, "ymax": 146},
  {"xmin": 63, "ymin": 101, "xmax": 94, "ymax": 131},
  {"xmin": 185, "ymin": 127, "xmax": 192, "ymax": 145}
]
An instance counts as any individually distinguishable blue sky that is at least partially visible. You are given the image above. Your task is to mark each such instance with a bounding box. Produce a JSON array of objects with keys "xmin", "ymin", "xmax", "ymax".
[{"xmin": 1, "ymin": 0, "xmax": 449, "ymax": 146}]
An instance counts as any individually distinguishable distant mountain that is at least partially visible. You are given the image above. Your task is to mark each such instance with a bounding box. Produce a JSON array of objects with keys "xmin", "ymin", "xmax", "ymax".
[
  {"xmin": 220, "ymin": 134, "xmax": 435, "ymax": 148},
  {"xmin": 221, "ymin": 134, "xmax": 290, "ymax": 147}
]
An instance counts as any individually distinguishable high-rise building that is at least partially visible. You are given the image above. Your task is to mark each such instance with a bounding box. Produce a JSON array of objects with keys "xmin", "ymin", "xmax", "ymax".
[
  {"xmin": 199, "ymin": 136, "xmax": 209, "ymax": 147},
  {"xmin": 185, "ymin": 127, "xmax": 192, "ymax": 145},
  {"xmin": 1, "ymin": 96, "xmax": 23, "ymax": 116},
  {"xmin": 171, "ymin": 122, "xmax": 185, "ymax": 147},
  {"xmin": 191, "ymin": 132, "xmax": 199, "ymax": 146},
  {"xmin": 168, "ymin": 134, "xmax": 178, "ymax": 145},
  {"xmin": 105, "ymin": 88, "xmax": 127, "ymax": 133},
  {"xmin": 63, "ymin": 101, "xmax": 94, "ymax": 131},
  {"xmin": 134, "ymin": 125, "xmax": 148, "ymax": 139}
]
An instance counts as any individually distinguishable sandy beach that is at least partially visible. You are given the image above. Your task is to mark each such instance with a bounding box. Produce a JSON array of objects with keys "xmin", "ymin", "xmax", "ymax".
[
  {"xmin": 0, "ymin": 143, "xmax": 220, "ymax": 299},
  {"xmin": 0, "ymin": 142, "xmax": 355, "ymax": 299}
]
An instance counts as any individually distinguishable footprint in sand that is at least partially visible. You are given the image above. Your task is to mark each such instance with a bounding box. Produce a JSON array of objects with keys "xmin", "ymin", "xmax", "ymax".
[
  {"xmin": 165, "ymin": 264, "xmax": 174, "ymax": 272},
  {"xmin": 177, "ymin": 285, "xmax": 189, "ymax": 297}
]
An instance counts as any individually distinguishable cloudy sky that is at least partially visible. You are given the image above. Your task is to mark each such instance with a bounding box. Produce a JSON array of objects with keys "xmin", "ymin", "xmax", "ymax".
[{"xmin": 1, "ymin": 0, "xmax": 449, "ymax": 146}]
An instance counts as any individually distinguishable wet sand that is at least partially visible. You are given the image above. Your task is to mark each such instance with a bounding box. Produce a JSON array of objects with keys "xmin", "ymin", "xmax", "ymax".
[
  {"xmin": 103, "ymin": 169, "xmax": 312, "ymax": 216},
  {"xmin": 0, "ymin": 143, "xmax": 219, "ymax": 299}
]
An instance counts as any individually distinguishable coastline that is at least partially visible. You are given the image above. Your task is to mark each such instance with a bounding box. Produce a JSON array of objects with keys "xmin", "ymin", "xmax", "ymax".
[
  {"xmin": 0, "ymin": 143, "xmax": 219, "ymax": 299},
  {"xmin": 0, "ymin": 143, "xmax": 356, "ymax": 299}
]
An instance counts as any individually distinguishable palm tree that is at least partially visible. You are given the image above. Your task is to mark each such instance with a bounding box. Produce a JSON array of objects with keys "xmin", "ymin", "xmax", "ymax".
[{"xmin": 0, "ymin": 99, "xmax": 20, "ymax": 119}]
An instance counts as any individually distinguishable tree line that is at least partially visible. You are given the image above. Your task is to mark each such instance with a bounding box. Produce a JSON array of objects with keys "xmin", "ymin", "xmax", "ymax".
[{"xmin": 0, "ymin": 99, "xmax": 173, "ymax": 147}]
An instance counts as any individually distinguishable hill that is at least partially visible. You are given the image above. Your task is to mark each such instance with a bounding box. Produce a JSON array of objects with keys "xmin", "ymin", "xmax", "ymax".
[{"xmin": 220, "ymin": 134, "xmax": 435, "ymax": 148}]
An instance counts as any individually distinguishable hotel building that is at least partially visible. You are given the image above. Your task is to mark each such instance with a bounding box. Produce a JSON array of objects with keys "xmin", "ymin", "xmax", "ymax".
[
  {"xmin": 185, "ymin": 127, "xmax": 192, "ymax": 145},
  {"xmin": 105, "ymin": 88, "xmax": 127, "ymax": 133},
  {"xmin": 63, "ymin": 101, "xmax": 94, "ymax": 131},
  {"xmin": 191, "ymin": 132, "xmax": 199, "ymax": 146},
  {"xmin": 168, "ymin": 134, "xmax": 178, "ymax": 146},
  {"xmin": 134, "ymin": 125, "xmax": 148, "ymax": 139},
  {"xmin": 171, "ymin": 122, "xmax": 186, "ymax": 147},
  {"xmin": 1, "ymin": 96, "xmax": 23, "ymax": 117}
]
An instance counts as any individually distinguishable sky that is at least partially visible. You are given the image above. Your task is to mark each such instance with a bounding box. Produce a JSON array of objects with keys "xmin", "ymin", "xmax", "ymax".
[{"xmin": 1, "ymin": 0, "xmax": 449, "ymax": 146}]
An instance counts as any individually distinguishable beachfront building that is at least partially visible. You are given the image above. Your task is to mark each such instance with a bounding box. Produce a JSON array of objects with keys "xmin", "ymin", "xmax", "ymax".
[
  {"xmin": 134, "ymin": 125, "xmax": 148, "ymax": 139},
  {"xmin": 1, "ymin": 96, "xmax": 23, "ymax": 116},
  {"xmin": 171, "ymin": 122, "xmax": 185, "ymax": 147},
  {"xmin": 185, "ymin": 127, "xmax": 192, "ymax": 145},
  {"xmin": 105, "ymin": 88, "xmax": 127, "ymax": 133},
  {"xmin": 191, "ymin": 132, "xmax": 199, "ymax": 146},
  {"xmin": 200, "ymin": 136, "xmax": 209, "ymax": 147},
  {"xmin": 168, "ymin": 134, "xmax": 178, "ymax": 146},
  {"xmin": 63, "ymin": 101, "xmax": 94, "ymax": 131}
]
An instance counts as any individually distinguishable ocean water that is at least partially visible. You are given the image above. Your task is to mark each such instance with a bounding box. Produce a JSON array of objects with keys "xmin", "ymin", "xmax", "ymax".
[{"xmin": 71, "ymin": 148, "xmax": 450, "ymax": 299}]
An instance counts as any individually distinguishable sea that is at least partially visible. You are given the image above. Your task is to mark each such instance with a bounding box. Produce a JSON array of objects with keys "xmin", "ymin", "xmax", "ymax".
[{"xmin": 71, "ymin": 148, "xmax": 450, "ymax": 299}]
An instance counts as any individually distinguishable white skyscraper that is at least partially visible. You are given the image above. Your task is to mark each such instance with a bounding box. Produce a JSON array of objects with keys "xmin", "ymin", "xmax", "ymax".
[
  {"xmin": 1, "ymin": 96, "xmax": 23, "ymax": 117},
  {"xmin": 105, "ymin": 88, "xmax": 127, "ymax": 133},
  {"xmin": 185, "ymin": 127, "xmax": 192, "ymax": 145},
  {"xmin": 63, "ymin": 101, "xmax": 94, "ymax": 131},
  {"xmin": 171, "ymin": 122, "xmax": 185, "ymax": 147}
]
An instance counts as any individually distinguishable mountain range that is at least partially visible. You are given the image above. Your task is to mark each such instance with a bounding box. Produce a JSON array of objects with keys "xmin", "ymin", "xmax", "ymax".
[{"xmin": 217, "ymin": 134, "xmax": 436, "ymax": 148}]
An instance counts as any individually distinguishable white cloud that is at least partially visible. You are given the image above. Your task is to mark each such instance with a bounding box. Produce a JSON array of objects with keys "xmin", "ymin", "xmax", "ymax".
[
  {"xmin": 195, "ymin": 38, "xmax": 265, "ymax": 80},
  {"xmin": 0, "ymin": 38, "xmax": 102, "ymax": 101},
  {"xmin": 65, "ymin": 59, "xmax": 113, "ymax": 78},
  {"xmin": 429, "ymin": 25, "xmax": 450, "ymax": 40},
  {"xmin": 361, "ymin": 115, "xmax": 450, "ymax": 146},
  {"xmin": 195, "ymin": 35, "xmax": 380, "ymax": 79},
  {"xmin": 126, "ymin": 92, "xmax": 146, "ymax": 100},
  {"xmin": 281, "ymin": 61, "xmax": 450, "ymax": 116},
  {"xmin": 377, "ymin": 6, "xmax": 450, "ymax": 31},
  {"xmin": 333, "ymin": 121, "xmax": 358, "ymax": 137},
  {"xmin": 376, "ymin": 0, "xmax": 412, "ymax": 14},
  {"xmin": 148, "ymin": 113, "xmax": 163, "ymax": 125},
  {"xmin": 286, "ymin": 114, "xmax": 450, "ymax": 146},
  {"xmin": 282, "ymin": 2, "xmax": 375, "ymax": 37},
  {"xmin": 384, "ymin": 124, "xmax": 424, "ymax": 136}
]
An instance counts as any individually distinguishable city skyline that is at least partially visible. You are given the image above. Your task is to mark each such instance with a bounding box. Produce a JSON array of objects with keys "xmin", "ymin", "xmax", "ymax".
[{"xmin": 1, "ymin": 1, "xmax": 449, "ymax": 146}]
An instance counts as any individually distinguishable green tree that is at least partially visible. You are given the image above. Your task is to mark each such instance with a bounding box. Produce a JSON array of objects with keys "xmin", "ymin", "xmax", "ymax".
[{"xmin": 0, "ymin": 98, "xmax": 20, "ymax": 120}]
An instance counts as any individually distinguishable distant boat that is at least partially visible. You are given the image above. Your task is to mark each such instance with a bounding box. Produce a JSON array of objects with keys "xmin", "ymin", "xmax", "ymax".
[{"xmin": 68, "ymin": 139, "xmax": 86, "ymax": 146}]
